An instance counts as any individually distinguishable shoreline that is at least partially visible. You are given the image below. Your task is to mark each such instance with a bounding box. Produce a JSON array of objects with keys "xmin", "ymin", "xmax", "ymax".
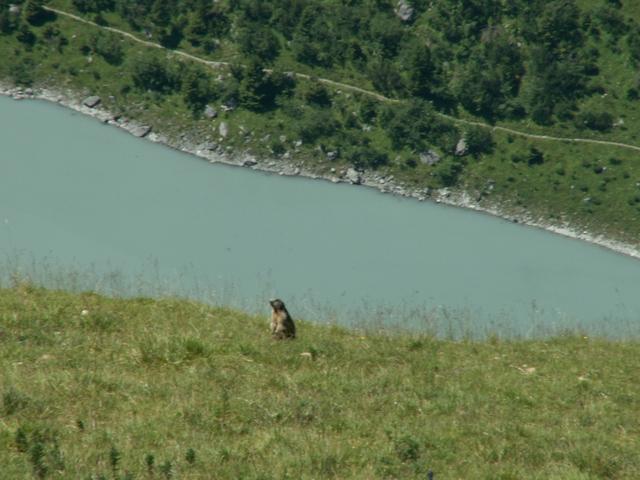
[{"xmin": 3, "ymin": 81, "xmax": 640, "ymax": 261}]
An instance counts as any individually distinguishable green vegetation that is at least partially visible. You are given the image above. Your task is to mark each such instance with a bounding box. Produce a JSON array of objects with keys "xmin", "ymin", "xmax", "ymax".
[
  {"xmin": 1, "ymin": 0, "xmax": 640, "ymax": 246},
  {"xmin": 1, "ymin": 285, "xmax": 639, "ymax": 478}
]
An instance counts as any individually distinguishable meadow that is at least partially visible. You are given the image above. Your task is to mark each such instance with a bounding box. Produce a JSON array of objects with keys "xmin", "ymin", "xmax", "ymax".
[{"xmin": 1, "ymin": 284, "xmax": 639, "ymax": 479}]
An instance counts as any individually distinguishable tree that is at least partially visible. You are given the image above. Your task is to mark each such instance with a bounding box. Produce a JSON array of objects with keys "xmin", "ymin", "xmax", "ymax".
[
  {"xmin": 535, "ymin": 0, "xmax": 582, "ymax": 50},
  {"xmin": 8, "ymin": 53, "xmax": 35, "ymax": 86},
  {"xmin": 453, "ymin": 29, "xmax": 523, "ymax": 119},
  {"xmin": 16, "ymin": 23, "xmax": 36, "ymax": 47},
  {"xmin": 72, "ymin": 0, "xmax": 115, "ymax": 13},
  {"xmin": 0, "ymin": 7, "xmax": 17, "ymax": 34},
  {"xmin": 299, "ymin": 79, "xmax": 331, "ymax": 108},
  {"xmin": 131, "ymin": 54, "xmax": 180, "ymax": 94},
  {"xmin": 238, "ymin": 61, "xmax": 270, "ymax": 111},
  {"xmin": 367, "ymin": 13, "xmax": 404, "ymax": 58},
  {"xmin": 575, "ymin": 111, "xmax": 613, "ymax": 132},
  {"xmin": 296, "ymin": 109, "xmax": 338, "ymax": 143},
  {"xmin": 238, "ymin": 24, "xmax": 279, "ymax": 63},
  {"xmin": 465, "ymin": 127, "xmax": 494, "ymax": 156},
  {"xmin": 348, "ymin": 145, "xmax": 389, "ymax": 170},
  {"xmin": 182, "ymin": 65, "xmax": 216, "ymax": 114},
  {"xmin": 368, "ymin": 57, "xmax": 404, "ymax": 96},
  {"xmin": 434, "ymin": 158, "xmax": 464, "ymax": 187},
  {"xmin": 93, "ymin": 32, "xmax": 124, "ymax": 65},
  {"xmin": 23, "ymin": 0, "xmax": 53, "ymax": 26}
]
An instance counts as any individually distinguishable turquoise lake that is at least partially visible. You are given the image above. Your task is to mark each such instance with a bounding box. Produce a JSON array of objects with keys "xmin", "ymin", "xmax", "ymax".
[{"xmin": 1, "ymin": 95, "xmax": 639, "ymax": 337}]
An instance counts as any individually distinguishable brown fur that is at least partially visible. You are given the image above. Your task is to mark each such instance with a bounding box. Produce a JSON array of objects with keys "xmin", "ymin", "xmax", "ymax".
[{"xmin": 269, "ymin": 298, "xmax": 296, "ymax": 339}]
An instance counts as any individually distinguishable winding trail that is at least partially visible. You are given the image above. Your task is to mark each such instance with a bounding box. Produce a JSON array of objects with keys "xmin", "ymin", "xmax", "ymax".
[{"xmin": 45, "ymin": 6, "xmax": 640, "ymax": 154}]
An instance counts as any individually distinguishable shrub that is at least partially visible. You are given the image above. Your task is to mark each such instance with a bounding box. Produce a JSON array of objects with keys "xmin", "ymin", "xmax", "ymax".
[
  {"xmin": 527, "ymin": 147, "xmax": 545, "ymax": 165},
  {"xmin": 465, "ymin": 127, "xmax": 495, "ymax": 156},
  {"xmin": 576, "ymin": 110, "xmax": 613, "ymax": 131},
  {"xmin": 131, "ymin": 53, "xmax": 181, "ymax": 94},
  {"xmin": 93, "ymin": 32, "xmax": 124, "ymax": 65}
]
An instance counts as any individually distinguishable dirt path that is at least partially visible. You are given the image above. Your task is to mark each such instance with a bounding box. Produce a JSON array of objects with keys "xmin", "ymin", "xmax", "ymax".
[{"xmin": 45, "ymin": 6, "xmax": 640, "ymax": 154}]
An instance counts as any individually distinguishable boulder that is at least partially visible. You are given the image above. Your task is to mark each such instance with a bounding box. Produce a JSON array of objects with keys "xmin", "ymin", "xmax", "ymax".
[
  {"xmin": 243, "ymin": 159, "xmax": 257, "ymax": 167},
  {"xmin": 419, "ymin": 150, "xmax": 441, "ymax": 166},
  {"xmin": 131, "ymin": 125, "xmax": 152, "ymax": 138},
  {"xmin": 8, "ymin": 4, "xmax": 21, "ymax": 15},
  {"xmin": 219, "ymin": 122, "xmax": 229, "ymax": 138},
  {"xmin": 455, "ymin": 138, "xmax": 468, "ymax": 156},
  {"xmin": 221, "ymin": 98, "xmax": 237, "ymax": 112},
  {"xmin": 395, "ymin": 0, "xmax": 414, "ymax": 22},
  {"xmin": 346, "ymin": 168, "xmax": 362, "ymax": 185},
  {"xmin": 83, "ymin": 96, "xmax": 101, "ymax": 108},
  {"xmin": 326, "ymin": 151, "xmax": 338, "ymax": 161},
  {"xmin": 204, "ymin": 105, "xmax": 217, "ymax": 119}
]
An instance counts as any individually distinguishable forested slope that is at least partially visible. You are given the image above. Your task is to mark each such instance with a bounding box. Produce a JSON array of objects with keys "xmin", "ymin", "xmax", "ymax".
[{"xmin": 2, "ymin": 0, "xmax": 640, "ymax": 244}]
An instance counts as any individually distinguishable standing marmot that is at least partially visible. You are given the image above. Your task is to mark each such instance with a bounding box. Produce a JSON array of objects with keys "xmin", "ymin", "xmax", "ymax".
[{"xmin": 269, "ymin": 298, "xmax": 296, "ymax": 339}]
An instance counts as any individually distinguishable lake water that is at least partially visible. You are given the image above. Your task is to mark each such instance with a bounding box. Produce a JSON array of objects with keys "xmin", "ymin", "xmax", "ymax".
[{"xmin": 1, "ymin": 95, "xmax": 639, "ymax": 338}]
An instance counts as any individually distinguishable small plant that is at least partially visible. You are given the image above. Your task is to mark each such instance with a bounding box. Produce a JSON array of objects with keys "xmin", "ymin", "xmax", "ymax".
[
  {"xmin": 15, "ymin": 426, "xmax": 29, "ymax": 452},
  {"xmin": 145, "ymin": 454, "xmax": 155, "ymax": 474},
  {"xmin": 3, "ymin": 387, "xmax": 29, "ymax": 415},
  {"xmin": 109, "ymin": 446, "xmax": 121, "ymax": 476},
  {"xmin": 185, "ymin": 448, "xmax": 196, "ymax": 465},
  {"xmin": 159, "ymin": 460, "xmax": 173, "ymax": 479},
  {"xmin": 394, "ymin": 435, "xmax": 420, "ymax": 463},
  {"xmin": 29, "ymin": 441, "xmax": 48, "ymax": 479},
  {"xmin": 50, "ymin": 439, "xmax": 65, "ymax": 472}
]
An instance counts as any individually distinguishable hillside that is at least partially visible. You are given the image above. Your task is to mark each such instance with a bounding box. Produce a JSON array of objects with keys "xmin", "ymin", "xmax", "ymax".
[
  {"xmin": 1, "ymin": 285, "xmax": 640, "ymax": 478},
  {"xmin": 2, "ymin": 1, "xmax": 640, "ymax": 248}
]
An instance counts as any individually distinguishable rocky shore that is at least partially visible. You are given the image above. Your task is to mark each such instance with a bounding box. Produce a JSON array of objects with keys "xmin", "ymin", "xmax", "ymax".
[{"xmin": 3, "ymin": 81, "xmax": 639, "ymax": 260}]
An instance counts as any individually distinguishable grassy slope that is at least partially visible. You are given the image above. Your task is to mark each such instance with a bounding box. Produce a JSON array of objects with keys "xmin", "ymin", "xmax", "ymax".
[{"xmin": 1, "ymin": 286, "xmax": 640, "ymax": 479}]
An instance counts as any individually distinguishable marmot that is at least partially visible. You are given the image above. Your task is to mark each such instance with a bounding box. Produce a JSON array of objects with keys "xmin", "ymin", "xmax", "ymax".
[{"xmin": 269, "ymin": 298, "xmax": 296, "ymax": 339}]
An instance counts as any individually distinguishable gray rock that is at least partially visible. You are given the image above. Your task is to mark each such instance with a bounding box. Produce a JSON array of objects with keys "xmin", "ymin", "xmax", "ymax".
[
  {"xmin": 204, "ymin": 105, "xmax": 218, "ymax": 119},
  {"xmin": 202, "ymin": 142, "xmax": 217, "ymax": 151},
  {"xmin": 83, "ymin": 96, "xmax": 101, "ymax": 108},
  {"xmin": 455, "ymin": 138, "xmax": 468, "ymax": 156},
  {"xmin": 219, "ymin": 122, "xmax": 229, "ymax": 138},
  {"xmin": 419, "ymin": 150, "xmax": 441, "ymax": 166},
  {"xmin": 221, "ymin": 98, "xmax": 237, "ymax": 112},
  {"xmin": 131, "ymin": 125, "xmax": 152, "ymax": 138},
  {"xmin": 243, "ymin": 159, "xmax": 257, "ymax": 167},
  {"xmin": 326, "ymin": 151, "xmax": 338, "ymax": 161},
  {"xmin": 8, "ymin": 4, "xmax": 21, "ymax": 15},
  {"xmin": 395, "ymin": 0, "xmax": 414, "ymax": 22},
  {"xmin": 346, "ymin": 168, "xmax": 362, "ymax": 185}
]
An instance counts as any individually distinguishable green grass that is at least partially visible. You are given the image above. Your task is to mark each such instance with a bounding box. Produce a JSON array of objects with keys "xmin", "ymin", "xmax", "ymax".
[{"xmin": 1, "ymin": 284, "xmax": 640, "ymax": 478}]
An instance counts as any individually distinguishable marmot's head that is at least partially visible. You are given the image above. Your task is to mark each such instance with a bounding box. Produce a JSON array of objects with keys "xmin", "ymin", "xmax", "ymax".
[{"xmin": 269, "ymin": 298, "xmax": 286, "ymax": 312}]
